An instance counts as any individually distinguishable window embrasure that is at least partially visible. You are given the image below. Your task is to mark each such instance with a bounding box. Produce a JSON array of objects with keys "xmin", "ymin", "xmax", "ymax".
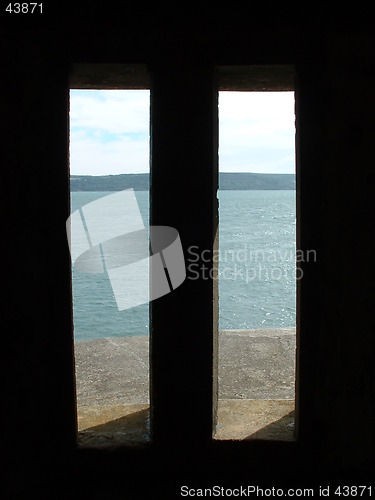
[
  {"xmin": 214, "ymin": 66, "xmax": 297, "ymax": 441},
  {"xmin": 69, "ymin": 65, "xmax": 151, "ymax": 447}
]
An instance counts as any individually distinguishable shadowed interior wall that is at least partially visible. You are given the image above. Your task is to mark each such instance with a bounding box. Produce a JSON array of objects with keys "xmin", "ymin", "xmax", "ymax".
[
  {"xmin": 0, "ymin": 9, "xmax": 374, "ymax": 497},
  {"xmin": 150, "ymin": 62, "xmax": 218, "ymax": 444}
]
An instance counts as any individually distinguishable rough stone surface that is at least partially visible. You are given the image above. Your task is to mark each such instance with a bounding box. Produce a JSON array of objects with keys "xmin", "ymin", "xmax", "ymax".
[
  {"xmin": 78, "ymin": 403, "xmax": 150, "ymax": 448},
  {"xmin": 75, "ymin": 336, "xmax": 149, "ymax": 408},
  {"xmin": 215, "ymin": 399, "xmax": 295, "ymax": 441},
  {"xmin": 218, "ymin": 329, "xmax": 296, "ymax": 400}
]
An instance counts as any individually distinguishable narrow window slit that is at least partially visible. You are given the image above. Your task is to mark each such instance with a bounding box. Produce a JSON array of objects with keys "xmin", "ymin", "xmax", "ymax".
[
  {"xmin": 214, "ymin": 90, "xmax": 297, "ymax": 441},
  {"xmin": 68, "ymin": 89, "xmax": 151, "ymax": 447}
]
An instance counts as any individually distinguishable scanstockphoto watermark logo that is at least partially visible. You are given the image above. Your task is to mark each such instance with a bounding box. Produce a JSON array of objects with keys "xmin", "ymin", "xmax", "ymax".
[
  {"xmin": 66, "ymin": 190, "xmax": 316, "ymax": 311},
  {"xmin": 186, "ymin": 245, "xmax": 316, "ymax": 283},
  {"xmin": 66, "ymin": 189, "xmax": 186, "ymax": 311}
]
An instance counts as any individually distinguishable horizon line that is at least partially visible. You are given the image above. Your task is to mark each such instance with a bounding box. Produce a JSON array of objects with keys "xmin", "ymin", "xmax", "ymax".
[{"xmin": 70, "ymin": 171, "xmax": 296, "ymax": 177}]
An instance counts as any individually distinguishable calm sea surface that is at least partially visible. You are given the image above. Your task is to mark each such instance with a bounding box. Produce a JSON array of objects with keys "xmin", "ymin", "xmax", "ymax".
[{"xmin": 71, "ymin": 190, "xmax": 296, "ymax": 340}]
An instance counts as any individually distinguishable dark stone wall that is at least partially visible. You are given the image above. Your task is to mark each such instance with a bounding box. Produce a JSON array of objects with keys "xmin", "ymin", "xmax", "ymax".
[
  {"xmin": 1, "ymin": 7, "xmax": 374, "ymax": 497},
  {"xmin": 1, "ymin": 38, "xmax": 77, "ymax": 491}
]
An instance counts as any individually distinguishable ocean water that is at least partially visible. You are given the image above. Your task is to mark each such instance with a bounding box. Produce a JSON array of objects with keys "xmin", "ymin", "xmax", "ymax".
[{"xmin": 70, "ymin": 190, "xmax": 296, "ymax": 340}]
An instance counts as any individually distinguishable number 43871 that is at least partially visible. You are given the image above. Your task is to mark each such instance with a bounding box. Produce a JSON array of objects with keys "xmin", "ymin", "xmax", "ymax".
[{"xmin": 5, "ymin": 3, "xmax": 42, "ymax": 13}]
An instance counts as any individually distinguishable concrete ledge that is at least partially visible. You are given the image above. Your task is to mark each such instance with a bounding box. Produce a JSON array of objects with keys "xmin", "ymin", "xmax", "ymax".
[
  {"xmin": 74, "ymin": 329, "xmax": 296, "ymax": 442},
  {"xmin": 77, "ymin": 400, "xmax": 295, "ymax": 447}
]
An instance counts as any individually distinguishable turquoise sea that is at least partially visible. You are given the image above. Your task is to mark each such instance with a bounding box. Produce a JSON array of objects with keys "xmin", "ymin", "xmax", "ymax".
[{"xmin": 71, "ymin": 190, "xmax": 296, "ymax": 340}]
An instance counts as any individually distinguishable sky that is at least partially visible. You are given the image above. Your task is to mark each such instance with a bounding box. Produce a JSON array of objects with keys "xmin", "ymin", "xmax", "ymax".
[{"xmin": 69, "ymin": 90, "xmax": 295, "ymax": 176}]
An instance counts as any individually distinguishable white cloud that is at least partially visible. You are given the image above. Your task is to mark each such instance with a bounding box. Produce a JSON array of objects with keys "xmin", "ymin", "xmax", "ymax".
[
  {"xmin": 69, "ymin": 90, "xmax": 150, "ymax": 175},
  {"xmin": 219, "ymin": 91, "xmax": 295, "ymax": 173},
  {"xmin": 70, "ymin": 132, "xmax": 149, "ymax": 175},
  {"xmin": 69, "ymin": 89, "xmax": 295, "ymax": 176},
  {"xmin": 70, "ymin": 90, "xmax": 149, "ymax": 134}
]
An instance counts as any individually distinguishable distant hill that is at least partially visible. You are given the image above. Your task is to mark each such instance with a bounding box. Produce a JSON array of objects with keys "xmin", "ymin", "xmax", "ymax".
[
  {"xmin": 219, "ymin": 172, "xmax": 295, "ymax": 190},
  {"xmin": 70, "ymin": 174, "xmax": 149, "ymax": 191},
  {"xmin": 70, "ymin": 172, "xmax": 295, "ymax": 191}
]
